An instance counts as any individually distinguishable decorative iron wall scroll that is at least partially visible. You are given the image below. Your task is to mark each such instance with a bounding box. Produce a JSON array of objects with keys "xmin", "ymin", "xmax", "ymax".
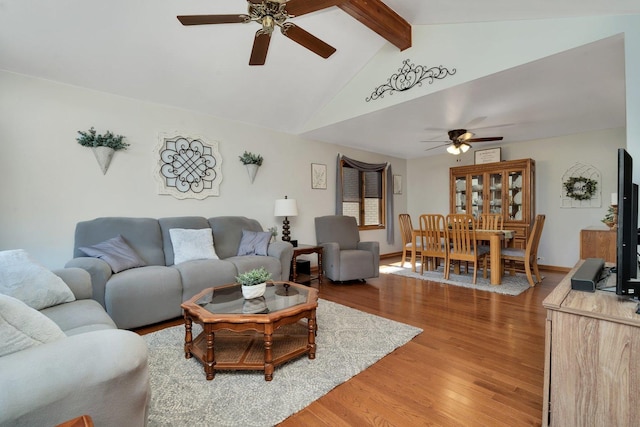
[
  {"xmin": 560, "ymin": 162, "xmax": 601, "ymax": 208},
  {"xmin": 366, "ymin": 59, "xmax": 456, "ymax": 102},
  {"xmin": 155, "ymin": 134, "xmax": 223, "ymax": 200}
]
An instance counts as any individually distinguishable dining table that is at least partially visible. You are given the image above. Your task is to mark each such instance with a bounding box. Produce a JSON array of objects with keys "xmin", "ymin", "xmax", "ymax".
[{"xmin": 411, "ymin": 228, "xmax": 514, "ymax": 285}]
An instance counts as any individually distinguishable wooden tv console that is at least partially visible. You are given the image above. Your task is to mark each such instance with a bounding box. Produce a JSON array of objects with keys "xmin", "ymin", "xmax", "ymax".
[{"xmin": 542, "ymin": 260, "xmax": 640, "ymax": 426}]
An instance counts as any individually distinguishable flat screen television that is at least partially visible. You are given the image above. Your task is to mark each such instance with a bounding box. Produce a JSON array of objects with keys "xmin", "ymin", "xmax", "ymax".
[{"xmin": 616, "ymin": 148, "xmax": 640, "ymax": 296}]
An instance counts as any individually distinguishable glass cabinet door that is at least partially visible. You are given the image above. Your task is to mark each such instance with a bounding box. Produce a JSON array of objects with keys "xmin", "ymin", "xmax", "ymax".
[
  {"xmin": 470, "ymin": 174, "xmax": 484, "ymax": 218},
  {"xmin": 507, "ymin": 170, "xmax": 524, "ymax": 220},
  {"xmin": 488, "ymin": 172, "xmax": 503, "ymax": 215},
  {"xmin": 454, "ymin": 176, "xmax": 467, "ymax": 213}
]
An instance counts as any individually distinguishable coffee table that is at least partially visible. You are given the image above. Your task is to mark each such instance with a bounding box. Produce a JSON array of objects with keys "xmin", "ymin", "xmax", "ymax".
[{"xmin": 181, "ymin": 281, "xmax": 318, "ymax": 381}]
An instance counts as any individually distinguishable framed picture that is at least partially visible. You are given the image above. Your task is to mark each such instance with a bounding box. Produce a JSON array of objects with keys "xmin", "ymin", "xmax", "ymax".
[
  {"xmin": 393, "ymin": 174, "xmax": 402, "ymax": 194},
  {"xmin": 311, "ymin": 163, "xmax": 327, "ymax": 189},
  {"xmin": 474, "ymin": 147, "xmax": 502, "ymax": 165}
]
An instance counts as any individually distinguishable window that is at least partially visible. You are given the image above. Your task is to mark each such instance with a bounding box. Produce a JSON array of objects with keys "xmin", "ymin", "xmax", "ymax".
[{"xmin": 341, "ymin": 161, "xmax": 386, "ymax": 229}]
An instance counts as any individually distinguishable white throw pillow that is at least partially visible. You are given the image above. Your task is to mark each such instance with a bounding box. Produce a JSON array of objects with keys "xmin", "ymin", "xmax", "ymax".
[
  {"xmin": 0, "ymin": 293, "xmax": 67, "ymax": 357},
  {"xmin": 0, "ymin": 249, "xmax": 75, "ymax": 310},
  {"xmin": 169, "ymin": 228, "xmax": 219, "ymax": 264}
]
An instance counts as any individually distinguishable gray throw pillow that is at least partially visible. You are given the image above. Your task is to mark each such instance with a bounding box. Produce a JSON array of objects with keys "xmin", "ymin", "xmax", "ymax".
[
  {"xmin": 237, "ymin": 229, "xmax": 271, "ymax": 256},
  {"xmin": 0, "ymin": 249, "xmax": 76, "ymax": 310},
  {"xmin": 0, "ymin": 293, "xmax": 67, "ymax": 357},
  {"xmin": 79, "ymin": 235, "xmax": 146, "ymax": 273}
]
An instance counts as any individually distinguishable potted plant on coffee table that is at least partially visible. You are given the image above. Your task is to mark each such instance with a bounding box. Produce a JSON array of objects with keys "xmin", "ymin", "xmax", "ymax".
[{"xmin": 236, "ymin": 267, "xmax": 272, "ymax": 299}]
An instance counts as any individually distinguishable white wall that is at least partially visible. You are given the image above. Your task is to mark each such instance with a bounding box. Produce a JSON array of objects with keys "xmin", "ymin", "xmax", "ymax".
[
  {"xmin": 407, "ymin": 127, "xmax": 626, "ymax": 268},
  {"xmin": 0, "ymin": 71, "xmax": 406, "ymax": 268}
]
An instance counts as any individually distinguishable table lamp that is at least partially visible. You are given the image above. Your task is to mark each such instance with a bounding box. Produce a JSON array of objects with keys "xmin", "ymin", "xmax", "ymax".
[{"xmin": 274, "ymin": 196, "xmax": 298, "ymax": 242}]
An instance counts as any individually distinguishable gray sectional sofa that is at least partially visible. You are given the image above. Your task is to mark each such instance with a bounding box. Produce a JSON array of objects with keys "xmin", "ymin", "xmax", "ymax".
[
  {"xmin": 0, "ymin": 268, "xmax": 150, "ymax": 427},
  {"xmin": 66, "ymin": 216, "xmax": 293, "ymax": 329}
]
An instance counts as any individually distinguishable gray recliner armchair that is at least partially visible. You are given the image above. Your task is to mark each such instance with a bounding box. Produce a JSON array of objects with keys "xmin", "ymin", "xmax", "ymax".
[{"xmin": 315, "ymin": 215, "xmax": 380, "ymax": 282}]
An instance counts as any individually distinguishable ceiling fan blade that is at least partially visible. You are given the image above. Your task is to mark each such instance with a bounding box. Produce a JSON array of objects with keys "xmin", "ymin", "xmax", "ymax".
[
  {"xmin": 424, "ymin": 144, "xmax": 449, "ymax": 152},
  {"xmin": 281, "ymin": 23, "xmax": 336, "ymax": 58},
  {"xmin": 285, "ymin": 0, "xmax": 346, "ymax": 17},
  {"xmin": 467, "ymin": 137, "xmax": 504, "ymax": 142},
  {"xmin": 249, "ymin": 31, "xmax": 271, "ymax": 66},
  {"xmin": 177, "ymin": 15, "xmax": 249, "ymax": 25}
]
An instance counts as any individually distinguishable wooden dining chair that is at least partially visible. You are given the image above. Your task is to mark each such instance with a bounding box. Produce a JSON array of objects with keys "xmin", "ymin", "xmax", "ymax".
[
  {"xmin": 445, "ymin": 214, "xmax": 489, "ymax": 284},
  {"xmin": 476, "ymin": 213, "xmax": 504, "ymax": 230},
  {"xmin": 398, "ymin": 214, "xmax": 421, "ymax": 268},
  {"xmin": 418, "ymin": 214, "xmax": 447, "ymax": 274},
  {"xmin": 500, "ymin": 214, "xmax": 546, "ymax": 287}
]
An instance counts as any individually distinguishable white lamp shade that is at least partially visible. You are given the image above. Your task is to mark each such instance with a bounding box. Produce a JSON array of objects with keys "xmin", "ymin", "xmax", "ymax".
[{"xmin": 274, "ymin": 198, "xmax": 298, "ymax": 217}]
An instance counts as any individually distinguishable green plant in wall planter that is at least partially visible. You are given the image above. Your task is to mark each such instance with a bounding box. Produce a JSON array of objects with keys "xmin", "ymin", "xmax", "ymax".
[
  {"xmin": 239, "ymin": 151, "xmax": 263, "ymax": 183},
  {"xmin": 236, "ymin": 267, "xmax": 272, "ymax": 299},
  {"xmin": 77, "ymin": 127, "xmax": 129, "ymax": 174}
]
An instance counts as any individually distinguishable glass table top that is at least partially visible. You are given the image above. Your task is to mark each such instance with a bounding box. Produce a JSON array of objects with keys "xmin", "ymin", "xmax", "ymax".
[{"xmin": 194, "ymin": 282, "xmax": 311, "ymax": 315}]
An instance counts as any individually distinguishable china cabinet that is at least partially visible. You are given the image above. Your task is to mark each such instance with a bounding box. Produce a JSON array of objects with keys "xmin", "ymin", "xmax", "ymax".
[{"xmin": 449, "ymin": 158, "xmax": 535, "ymax": 248}]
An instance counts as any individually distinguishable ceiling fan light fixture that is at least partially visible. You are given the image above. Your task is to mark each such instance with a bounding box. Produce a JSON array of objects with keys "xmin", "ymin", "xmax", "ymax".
[
  {"xmin": 447, "ymin": 145, "xmax": 461, "ymax": 155},
  {"xmin": 446, "ymin": 142, "xmax": 471, "ymax": 155},
  {"xmin": 261, "ymin": 15, "xmax": 275, "ymax": 33}
]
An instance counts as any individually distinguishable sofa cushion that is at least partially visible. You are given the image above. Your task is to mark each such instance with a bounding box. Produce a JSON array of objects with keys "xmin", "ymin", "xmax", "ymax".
[
  {"xmin": 237, "ymin": 229, "xmax": 271, "ymax": 256},
  {"xmin": 226, "ymin": 255, "xmax": 282, "ymax": 280},
  {"xmin": 172, "ymin": 259, "xmax": 238, "ymax": 301},
  {"xmin": 0, "ymin": 294, "xmax": 66, "ymax": 357},
  {"xmin": 79, "ymin": 235, "xmax": 147, "ymax": 273},
  {"xmin": 159, "ymin": 216, "xmax": 211, "ymax": 265},
  {"xmin": 0, "ymin": 249, "xmax": 75, "ymax": 310},
  {"xmin": 169, "ymin": 228, "xmax": 218, "ymax": 264},
  {"xmin": 40, "ymin": 299, "xmax": 117, "ymax": 335},
  {"xmin": 209, "ymin": 216, "xmax": 264, "ymax": 259},
  {"xmin": 105, "ymin": 266, "xmax": 183, "ymax": 329},
  {"xmin": 74, "ymin": 217, "xmax": 165, "ymax": 266}
]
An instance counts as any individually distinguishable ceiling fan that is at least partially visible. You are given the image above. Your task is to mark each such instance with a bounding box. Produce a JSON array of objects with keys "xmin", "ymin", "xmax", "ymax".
[
  {"xmin": 177, "ymin": 0, "xmax": 341, "ymax": 66},
  {"xmin": 423, "ymin": 129, "xmax": 504, "ymax": 155}
]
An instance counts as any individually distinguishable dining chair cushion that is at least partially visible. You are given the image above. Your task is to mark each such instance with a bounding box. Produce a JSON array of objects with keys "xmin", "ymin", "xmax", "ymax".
[
  {"xmin": 501, "ymin": 247, "xmax": 525, "ymax": 257},
  {"xmin": 450, "ymin": 246, "xmax": 490, "ymax": 256}
]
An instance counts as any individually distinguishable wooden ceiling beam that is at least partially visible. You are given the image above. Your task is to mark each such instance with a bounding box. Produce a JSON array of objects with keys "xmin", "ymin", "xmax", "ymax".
[{"xmin": 338, "ymin": 0, "xmax": 411, "ymax": 51}]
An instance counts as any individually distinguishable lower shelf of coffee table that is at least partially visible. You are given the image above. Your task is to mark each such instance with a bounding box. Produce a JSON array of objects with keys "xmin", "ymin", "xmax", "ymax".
[{"xmin": 190, "ymin": 322, "xmax": 311, "ymax": 372}]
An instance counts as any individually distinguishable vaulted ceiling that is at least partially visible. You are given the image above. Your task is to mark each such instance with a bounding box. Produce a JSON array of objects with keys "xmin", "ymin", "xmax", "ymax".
[{"xmin": 1, "ymin": 1, "xmax": 638, "ymax": 158}]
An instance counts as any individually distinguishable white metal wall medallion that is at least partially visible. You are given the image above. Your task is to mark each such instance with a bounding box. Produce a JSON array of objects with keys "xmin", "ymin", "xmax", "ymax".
[{"xmin": 155, "ymin": 134, "xmax": 223, "ymax": 199}]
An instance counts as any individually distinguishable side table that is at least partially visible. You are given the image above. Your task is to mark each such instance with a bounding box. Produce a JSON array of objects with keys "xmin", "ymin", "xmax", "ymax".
[{"xmin": 290, "ymin": 244, "xmax": 323, "ymax": 284}]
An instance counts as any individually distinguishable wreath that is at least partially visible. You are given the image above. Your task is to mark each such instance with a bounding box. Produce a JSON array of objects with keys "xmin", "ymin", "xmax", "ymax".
[{"xmin": 563, "ymin": 176, "xmax": 597, "ymax": 201}]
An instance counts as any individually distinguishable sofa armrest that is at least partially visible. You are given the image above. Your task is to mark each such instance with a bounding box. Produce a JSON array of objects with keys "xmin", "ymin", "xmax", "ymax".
[
  {"xmin": 319, "ymin": 242, "xmax": 341, "ymax": 280},
  {"xmin": 358, "ymin": 241, "xmax": 380, "ymax": 277},
  {"xmin": 65, "ymin": 258, "xmax": 112, "ymax": 308},
  {"xmin": 0, "ymin": 330, "xmax": 150, "ymax": 427},
  {"xmin": 53, "ymin": 268, "xmax": 92, "ymax": 300},
  {"xmin": 267, "ymin": 241, "xmax": 294, "ymax": 281}
]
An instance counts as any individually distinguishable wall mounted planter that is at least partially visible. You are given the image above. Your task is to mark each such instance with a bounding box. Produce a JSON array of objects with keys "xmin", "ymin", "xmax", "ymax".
[{"xmin": 92, "ymin": 146, "xmax": 115, "ymax": 175}]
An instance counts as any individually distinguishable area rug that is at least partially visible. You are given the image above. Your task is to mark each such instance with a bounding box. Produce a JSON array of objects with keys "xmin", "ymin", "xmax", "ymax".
[
  {"xmin": 143, "ymin": 299, "xmax": 422, "ymax": 427},
  {"xmin": 380, "ymin": 263, "xmax": 533, "ymax": 296}
]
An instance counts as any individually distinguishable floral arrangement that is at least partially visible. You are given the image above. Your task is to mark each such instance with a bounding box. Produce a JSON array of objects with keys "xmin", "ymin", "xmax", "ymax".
[
  {"xmin": 238, "ymin": 151, "xmax": 263, "ymax": 166},
  {"xmin": 601, "ymin": 205, "xmax": 616, "ymax": 228},
  {"xmin": 236, "ymin": 267, "xmax": 272, "ymax": 287},
  {"xmin": 77, "ymin": 127, "xmax": 129, "ymax": 150}
]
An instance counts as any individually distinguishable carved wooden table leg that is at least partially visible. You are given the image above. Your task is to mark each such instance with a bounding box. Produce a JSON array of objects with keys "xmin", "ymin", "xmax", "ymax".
[
  {"xmin": 204, "ymin": 325, "xmax": 216, "ymax": 380},
  {"xmin": 184, "ymin": 315, "xmax": 193, "ymax": 359},
  {"xmin": 308, "ymin": 314, "xmax": 316, "ymax": 359},
  {"xmin": 263, "ymin": 332, "xmax": 274, "ymax": 381}
]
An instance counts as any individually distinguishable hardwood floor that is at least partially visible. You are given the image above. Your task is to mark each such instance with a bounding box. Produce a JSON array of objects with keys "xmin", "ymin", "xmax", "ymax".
[{"xmin": 136, "ymin": 257, "xmax": 565, "ymax": 426}]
